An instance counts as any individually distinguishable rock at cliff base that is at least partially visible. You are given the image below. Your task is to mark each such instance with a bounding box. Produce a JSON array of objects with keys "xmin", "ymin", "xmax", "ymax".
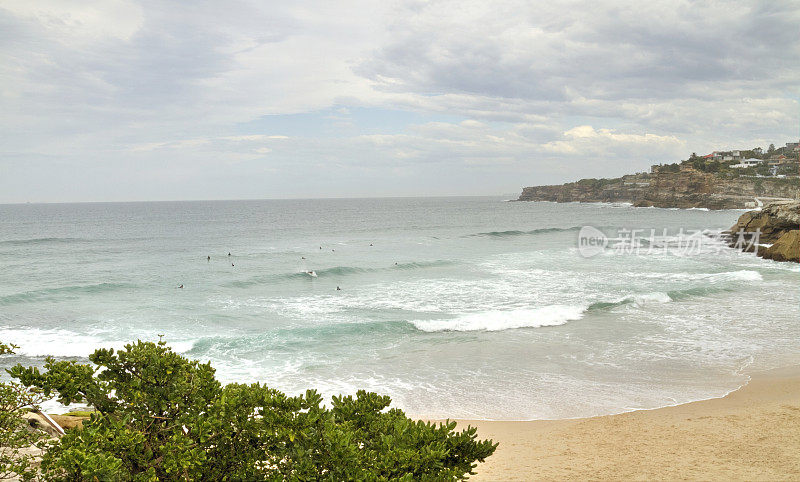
[
  {"xmin": 729, "ymin": 201, "xmax": 800, "ymax": 244},
  {"xmin": 762, "ymin": 230, "xmax": 800, "ymax": 262}
]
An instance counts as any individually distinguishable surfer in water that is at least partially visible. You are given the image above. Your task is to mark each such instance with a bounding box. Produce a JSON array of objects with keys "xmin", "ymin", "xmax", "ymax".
[
  {"xmin": 207, "ymin": 255, "xmax": 210, "ymax": 261},
  {"xmin": 178, "ymin": 284, "xmax": 184, "ymax": 289},
  {"xmin": 336, "ymin": 286, "xmax": 341, "ymax": 291}
]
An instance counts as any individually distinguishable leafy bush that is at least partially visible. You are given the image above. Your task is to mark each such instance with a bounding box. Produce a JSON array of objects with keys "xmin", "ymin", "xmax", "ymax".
[
  {"xmin": 0, "ymin": 342, "xmax": 47, "ymax": 481},
  {"xmin": 10, "ymin": 340, "xmax": 496, "ymax": 481}
]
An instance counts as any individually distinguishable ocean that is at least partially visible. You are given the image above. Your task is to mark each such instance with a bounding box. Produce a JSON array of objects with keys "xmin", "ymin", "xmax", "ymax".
[{"xmin": 0, "ymin": 197, "xmax": 797, "ymax": 420}]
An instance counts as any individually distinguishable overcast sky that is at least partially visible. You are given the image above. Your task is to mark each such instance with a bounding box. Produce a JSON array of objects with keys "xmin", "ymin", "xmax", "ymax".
[{"xmin": 1, "ymin": 1, "xmax": 798, "ymax": 203}]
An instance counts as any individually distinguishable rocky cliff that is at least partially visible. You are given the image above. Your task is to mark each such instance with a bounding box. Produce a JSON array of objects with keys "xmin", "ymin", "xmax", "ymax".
[
  {"xmin": 518, "ymin": 170, "xmax": 799, "ymax": 209},
  {"xmin": 728, "ymin": 201, "xmax": 800, "ymax": 262}
]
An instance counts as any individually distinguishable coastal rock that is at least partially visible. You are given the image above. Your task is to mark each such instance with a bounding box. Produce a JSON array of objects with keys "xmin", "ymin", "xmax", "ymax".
[
  {"xmin": 728, "ymin": 201, "xmax": 800, "ymax": 262},
  {"xmin": 518, "ymin": 170, "xmax": 799, "ymax": 209},
  {"xmin": 728, "ymin": 201, "xmax": 800, "ymax": 243},
  {"xmin": 49, "ymin": 414, "xmax": 89, "ymax": 430},
  {"xmin": 762, "ymin": 230, "xmax": 799, "ymax": 262},
  {"xmin": 21, "ymin": 412, "xmax": 62, "ymax": 438}
]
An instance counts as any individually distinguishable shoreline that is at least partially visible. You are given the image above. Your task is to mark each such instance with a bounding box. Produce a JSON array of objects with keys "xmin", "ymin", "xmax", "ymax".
[
  {"xmin": 453, "ymin": 364, "xmax": 800, "ymax": 480},
  {"xmin": 512, "ymin": 199, "xmax": 759, "ymax": 212}
]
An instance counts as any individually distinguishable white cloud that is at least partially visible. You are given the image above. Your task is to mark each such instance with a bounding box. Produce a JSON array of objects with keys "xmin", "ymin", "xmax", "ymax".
[
  {"xmin": 1, "ymin": 0, "xmax": 144, "ymax": 42},
  {"xmin": 542, "ymin": 126, "xmax": 685, "ymax": 156},
  {"xmin": 0, "ymin": 0, "xmax": 798, "ymax": 202}
]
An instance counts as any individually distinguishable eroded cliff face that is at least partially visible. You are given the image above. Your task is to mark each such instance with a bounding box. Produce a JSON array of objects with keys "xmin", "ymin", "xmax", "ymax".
[
  {"xmin": 728, "ymin": 201, "xmax": 800, "ymax": 262},
  {"xmin": 763, "ymin": 230, "xmax": 800, "ymax": 262},
  {"xmin": 518, "ymin": 171, "xmax": 799, "ymax": 209}
]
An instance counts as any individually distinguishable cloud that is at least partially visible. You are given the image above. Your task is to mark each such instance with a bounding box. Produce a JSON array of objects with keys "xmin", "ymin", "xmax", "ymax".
[
  {"xmin": 359, "ymin": 1, "xmax": 800, "ymax": 133},
  {"xmin": 363, "ymin": 1, "xmax": 800, "ymax": 99},
  {"xmin": 0, "ymin": 0, "xmax": 798, "ymax": 202},
  {"xmin": 542, "ymin": 125, "xmax": 685, "ymax": 157},
  {"xmin": 2, "ymin": 0, "xmax": 144, "ymax": 42}
]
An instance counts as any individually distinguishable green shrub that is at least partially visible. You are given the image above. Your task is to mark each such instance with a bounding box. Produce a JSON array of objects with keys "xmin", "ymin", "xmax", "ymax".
[
  {"xmin": 10, "ymin": 340, "xmax": 496, "ymax": 481},
  {"xmin": 0, "ymin": 342, "xmax": 47, "ymax": 481}
]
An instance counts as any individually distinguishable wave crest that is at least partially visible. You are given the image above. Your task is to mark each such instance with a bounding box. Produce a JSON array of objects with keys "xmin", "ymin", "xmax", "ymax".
[
  {"xmin": 0, "ymin": 283, "xmax": 134, "ymax": 306},
  {"xmin": 409, "ymin": 305, "xmax": 586, "ymax": 332},
  {"xmin": 467, "ymin": 226, "xmax": 585, "ymax": 238},
  {"xmin": 227, "ymin": 260, "xmax": 457, "ymax": 288},
  {"xmin": 589, "ymin": 292, "xmax": 673, "ymax": 311},
  {"xmin": 0, "ymin": 237, "xmax": 87, "ymax": 246}
]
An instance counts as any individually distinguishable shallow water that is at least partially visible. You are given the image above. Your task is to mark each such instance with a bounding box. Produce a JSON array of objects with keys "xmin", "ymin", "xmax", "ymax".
[{"xmin": 0, "ymin": 197, "xmax": 797, "ymax": 419}]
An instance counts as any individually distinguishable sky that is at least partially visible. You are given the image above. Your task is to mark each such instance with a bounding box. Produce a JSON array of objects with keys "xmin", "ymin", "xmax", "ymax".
[{"xmin": 1, "ymin": 0, "xmax": 798, "ymax": 203}]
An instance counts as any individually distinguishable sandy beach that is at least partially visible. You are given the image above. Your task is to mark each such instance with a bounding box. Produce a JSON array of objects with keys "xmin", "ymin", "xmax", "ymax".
[{"xmin": 459, "ymin": 365, "xmax": 800, "ymax": 481}]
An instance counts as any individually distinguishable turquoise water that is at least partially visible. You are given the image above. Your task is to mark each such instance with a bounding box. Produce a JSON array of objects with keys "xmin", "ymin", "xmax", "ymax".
[{"xmin": 0, "ymin": 197, "xmax": 797, "ymax": 419}]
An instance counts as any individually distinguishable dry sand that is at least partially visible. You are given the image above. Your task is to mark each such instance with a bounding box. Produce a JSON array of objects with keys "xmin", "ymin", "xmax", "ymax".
[{"xmin": 458, "ymin": 365, "xmax": 800, "ymax": 481}]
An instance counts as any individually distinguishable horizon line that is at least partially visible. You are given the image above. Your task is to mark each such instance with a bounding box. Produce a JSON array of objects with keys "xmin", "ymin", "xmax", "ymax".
[{"xmin": 0, "ymin": 193, "xmax": 518, "ymax": 206}]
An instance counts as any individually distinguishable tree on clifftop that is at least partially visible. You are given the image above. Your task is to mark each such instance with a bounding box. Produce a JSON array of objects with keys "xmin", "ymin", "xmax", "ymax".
[{"xmin": 10, "ymin": 340, "xmax": 497, "ymax": 481}]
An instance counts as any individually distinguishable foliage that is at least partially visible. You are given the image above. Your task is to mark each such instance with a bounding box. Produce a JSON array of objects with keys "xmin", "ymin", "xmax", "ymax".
[
  {"xmin": 575, "ymin": 178, "xmax": 618, "ymax": 189},
  {"xmin": 0, "ymin": 343, "xmax": 47, "ymax": 481},
  {"xmin": 753, "ymin": 179, "xmax": 764, "ymax": 196},
  {"xmin": 740, "ymin": 149, "xmax": 762, "ymax": 160},
  {"xmin": 775, "ymin": 163, "xmax": 800, "ymax": 176},
  {"xmin": 10, "ymin": 340, "xmax": 497, "ymax": 481},
  {"xmin": 0, "ymin": 343, "xmax": 17, "ymax": 356},
  {"xmin": 754, "ymin": 163, "xmax": 771, "ymax": 177},
  {"xmin": 690, "ymin": 159, "xmax": 722, "ymax": 173}
]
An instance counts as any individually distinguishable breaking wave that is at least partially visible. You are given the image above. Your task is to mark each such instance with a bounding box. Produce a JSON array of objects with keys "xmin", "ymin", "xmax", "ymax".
[
  {"xmin": 409, "ymin": 305, "xmax": 586, "ymax": 332},
  {"xmin": 226, "ymin": 260, "xmax": 457, "ymax": 288},
  {"xmin": 0, "ymin": 326, "xmax": 196, "ymax": 358},
  {"xmin": 0, "ymin": 237, "xmax": 88, "ymax": 246},
  {"xmin": 409, "ymin": 273, "xmax": 764, "ymax": 333},
  {"xmin": 588, "ymin": 292, "xmax": 673, "ymax": 311},
  {"xmin": 467, "ymin": 226, "xmax": 585, "ymax": 238},
  {"xmin": 0, "ymin": 282, "xmax": 135, "ymax": 306}
]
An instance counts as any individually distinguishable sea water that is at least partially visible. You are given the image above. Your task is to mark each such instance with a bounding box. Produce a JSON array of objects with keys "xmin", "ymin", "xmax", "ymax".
[{"xmin": 0, "ymin": 197, "xmax": 797, "ymax": 420}]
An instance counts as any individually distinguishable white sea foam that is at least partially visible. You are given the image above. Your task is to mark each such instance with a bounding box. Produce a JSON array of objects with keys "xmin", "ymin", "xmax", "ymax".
[
  {"xmin": 706, "ymin": 270, "xmax": 763, "ymax": 282},
  {"xmin": 0, "ymin": 328, "xmax": 117, "ymax": 357},
  {"xmin": 0, "ymin": 327, "xmax": 196, "ymax": 358},
  {"xmin": 627, "ymin": 269, "xmax": 763, "ymax": 282},
  {"xmin": 409, "ymin": 305, "xmax": 586, "ymax": 332},
  {"xmin": 588, "ymin": 201, "xmax": 633, "ymax": 208},
  {"xmin": 169, "ymin": 340, "xmax": 198, "ymax": 353},
  {"xmin": 617, "ymin": 292, "xmax": 672, "ymax": 305}
]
